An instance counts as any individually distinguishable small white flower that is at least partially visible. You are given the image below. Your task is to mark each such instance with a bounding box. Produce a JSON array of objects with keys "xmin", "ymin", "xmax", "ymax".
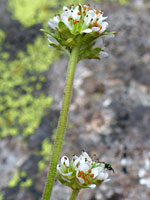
[
  {"xmin": 44, "ymin": 3, "xmax": 114, "ymax": 60},
  {"xmin": 61, "ymin": 7, "xmax": 73, "ymax": 30},
  {"xmin": 57, "ymin": 152, "xmax": 113, "ymax": 190},
  {"xmin": 63, "ymin": 6, "xmax": 69, "ymax": 12},
  {"xmin": 76, "ymin": 171, "xmax": 85, "ymax": 184},
  {"xmin": 97, "ymin": 171, "xmax": 109, "ymax": 180},
  {"xmin": 81, "ymin": 151, "xmax": 93, "ymax": 163},
  {"xmin": 77, "ymin": 163, "xmax": 90, "ymax": 173},
  {"xmin": 48, "ymin": 4, "xmax": 109, "ymax": 35},
  {"xmin": 72, "ymin": 5, "xmax": 81, "ymax": 21},
  {"xmin": 48, "ymin": 16, "xmax": 60, "ymax": 30},
  {"xmin": 47, "ymin": 35, "xmax": 58, "ymax": 45},
  {"xmin": 83, "ymin": 10, "xmax": 95, "ymax": 27},
  {"xmin": 99, "ymin": 22, "xmax": 109, "ymax": 33},
  {"xmin": 61, "ymin": 156, "xmax": 70, "ymax": 167}
]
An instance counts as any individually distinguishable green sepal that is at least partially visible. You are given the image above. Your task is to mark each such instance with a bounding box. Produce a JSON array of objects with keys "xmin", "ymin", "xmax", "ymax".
[
  {"xmin": 48, "ymin": 43, "xmax": 58, "ymax": 48},
  {"xmin": 79, "ymin": 47, "xmax": 101, "ymax": 61},
  {"xmin": 40, "ymin": 29, "xmax": 56, "ymax": 39},
  {"xmin": 101, "ymin": 31, "xmax": 116, "ymax": 36}
]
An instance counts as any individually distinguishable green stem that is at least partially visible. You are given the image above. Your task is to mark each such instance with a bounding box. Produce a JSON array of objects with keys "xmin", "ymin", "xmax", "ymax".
[
  {"xmin": 69, "ymin": 190, "xmax": 80, "ymax": 200},
  {"xmin": 41, "ymin": 45, "xmax": 80, "ymax": 200}
]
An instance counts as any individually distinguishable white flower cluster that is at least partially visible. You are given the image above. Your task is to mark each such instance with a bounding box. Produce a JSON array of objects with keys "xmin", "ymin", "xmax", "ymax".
[
  {"xmin": 41, "ymin": 3, "xmax": 115, "ymax": 60},
  {"xmin": 48, "ymin": 4, "xmax": 108, "ymax": 35},
  {"xmin": 57, "ymin": 151, "xmax": 111, "ymax": 189}
]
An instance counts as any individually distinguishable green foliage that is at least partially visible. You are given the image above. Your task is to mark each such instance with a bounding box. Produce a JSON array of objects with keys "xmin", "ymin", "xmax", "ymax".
[
  {"xmin": 8, "ymin": 170, "xmax": 32, "ymax": 188},
  {"xmin": 0, "ymin": 30, "xmax": 6, "ymax": 45},
  {"xmin": 7, "ymin": 0, "xmax": 85, "ymax": 27},
  {"xmin": 8, "ymin": 170, "xmax": 20, "ymax": 187},
  {"xmin": 20, "ymin": 178, "xmax": 32, "ymax": 188},
  {"xmin": 118, "ymin": 0, "xmax": 130, "ymax": 5},
  {"xmin": 0, "ymin": 36, "xmax": 57, "ymax": 138},
  {"xmin": 38, "ymin": 138, "xmax": 52, "ymax": 171}
]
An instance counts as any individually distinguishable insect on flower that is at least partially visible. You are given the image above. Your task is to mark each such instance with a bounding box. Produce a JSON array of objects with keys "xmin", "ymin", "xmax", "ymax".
[
  {"xmin": 100, "ymin": 162, "xmax": 115, "ymax": 173},
  {"xmin": 57, "ymin": 152, "xmax": 114, "ymax": 190}
]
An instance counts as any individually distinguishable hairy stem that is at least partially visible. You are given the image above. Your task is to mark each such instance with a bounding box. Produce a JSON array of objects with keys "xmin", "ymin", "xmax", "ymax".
[
  {"xmin": 69, "ymin": 190, "xmax": 80, "ymax": 200},
  {"xmin": 41, "ymin": 45, "xmax": 79, "ymax": 200}
]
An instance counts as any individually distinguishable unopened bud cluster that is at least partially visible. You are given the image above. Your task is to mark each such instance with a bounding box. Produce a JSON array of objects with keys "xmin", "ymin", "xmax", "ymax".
[
  {"xmin": 57, "ymin": 151, "xmax": 111, "ymax": 190},
  {"xmin": 41, "ymin": 4, "xmax": 115, "ymax": 61}
]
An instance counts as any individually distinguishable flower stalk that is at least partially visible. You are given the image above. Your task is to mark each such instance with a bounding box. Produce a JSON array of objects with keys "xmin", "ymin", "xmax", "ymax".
[
  {"xmin": 41, "ymin": 3, "xmax": 115, "ymax": 200},
  {"xmin": 69, "ymin": 190, "xmax": 80, "ymax": 200},
  {"xmin": 41, "ymin": 42, "xmax": 80, "ymax": 200}
]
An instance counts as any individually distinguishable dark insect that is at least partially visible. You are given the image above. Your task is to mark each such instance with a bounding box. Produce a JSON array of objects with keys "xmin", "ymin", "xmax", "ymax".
[
  {"xmin": 104, "ymin": 163, "xmax": 115, "ymax": 173},
  {"xmin": 100, "ymin": 162, "xmax": 115, "ymax": 173}
]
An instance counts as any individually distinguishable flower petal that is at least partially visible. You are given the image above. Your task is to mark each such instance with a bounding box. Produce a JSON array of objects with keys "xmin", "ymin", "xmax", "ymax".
[
  {"xmin": 94, "ymin": 38, "xmax": 104, "ymax": 48},
  {"xmin": 98, "ymin": 172, "xmax": 109, "ymax": 180},
  {"xmin": 63, "ymin": 6, "xmax": 69, "ymax": 12},
  {"xmin": 61, "ymin": 156, "xmax": 70, "ymax": 167},
  {"xmin": 76, "ymin": 171, "xmax": 85, "ymax": 184},
  {"xmin": 92, "ymin": 27, "xmax": 100, "ymax": 32},
  {"xmin": 99, "ymin": 22, "xmax": 109, "ymax": 33},
  {"xmin": 57, "ymin": 164, "xmax": 61, "ymax": 172},
  {"xmin": 99, "ymin": 51, "xmax": 109, "ymax": 58},
  {"xmin": 78, "ymin": 163, "xmax": 90, "ymax": 173},
  {"xmin": 48, "ymin": 16, "xmax": 59, "ymax": 29},
  {"xmin": 88, "ymin": 184, "xmax": 96, "ymax": 189},
  {"xmin": 102, "ymin": 34, "xmax": 115, "ymax": 38},
  {"xmin": 48, "ymin": 35, "xmax": 58, "ymax": 44},
  {"xmin": 91, "ymin": 168, "xmax": 99, "ymax": 178},
  {"xmin": 48, "ymin": 45, "xmax": 54, "ymax": 49},
  {"xmin": 104, "ymin": 178, "xmax": 111, "ymax": 183},
  {"xmin": 81, "ymin": 29, "xmax": 92, "ymax": 33},
  {"xmin": 61, "ymin": 172, "xmax": 73, "ymax": 177},
  {"xmin": 61, "ymin": 16, "xmax": 72, "ymax": 31},
  {"xmin": 72, "ymin": 5, "xmax": 81, "ymax": 20},
  {"xmin": 83, "ymin": 10, "xmax": 95, "ymax": 26},
  {"xmin": 81, "ymin": 152, "xmax": 93, "ymax": 163},
  {"xmin": 60, "ymin": 175, "xmax": 71, "ymax": 183}
]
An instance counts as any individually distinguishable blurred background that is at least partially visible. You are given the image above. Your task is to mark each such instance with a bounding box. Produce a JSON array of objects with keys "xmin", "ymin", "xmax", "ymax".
[{"xmin": 0, "ymin": 0, "xmax": 150, "ymax": 199}]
